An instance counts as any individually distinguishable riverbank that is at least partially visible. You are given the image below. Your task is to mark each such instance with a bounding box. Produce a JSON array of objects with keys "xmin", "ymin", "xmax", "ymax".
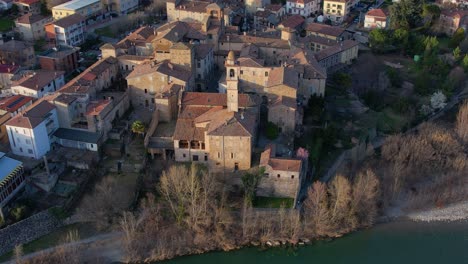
[{"xmin": 406, "ymin": 200, "xmax": 468, "ymax": 222}]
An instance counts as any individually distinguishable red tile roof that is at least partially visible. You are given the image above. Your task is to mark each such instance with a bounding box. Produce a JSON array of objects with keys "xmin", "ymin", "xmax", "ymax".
[
  {"xmin": 280, "ymin": 14, "xmax": 305, "ymax": 29},
  {"xmin": 13, "ymin": 70, "xmax": 64, "ymax": 91},
  {"xmin": 0, "ymin": 95, "xmax": 33, "ymax": 113},
  {"xmin": 86, "ymin": 99, "xmax": 111, "ymax": 116},
  {"xmin": 366, "ymin": 8, "xmax": 387, "ymax": 18},
  {"xmin": 15, "ymin": 0, "xmax": 40, "ymax": 5},
  {"xmin": 5, "ymin": 100, "xmax": 55, "ymax": 129},
  {"xmin": 181, "ymin": 92, "xmax": 259, "ymax": 108},
  {"xmin": 260, "ymin": 145, "xmax": 302, "ymax": 172}
]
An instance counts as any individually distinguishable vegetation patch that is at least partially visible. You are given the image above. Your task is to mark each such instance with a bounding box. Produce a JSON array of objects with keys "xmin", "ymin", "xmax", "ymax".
[{"xmin": 253, "ymin": 197, "xmax": 294, "ymax": 208}]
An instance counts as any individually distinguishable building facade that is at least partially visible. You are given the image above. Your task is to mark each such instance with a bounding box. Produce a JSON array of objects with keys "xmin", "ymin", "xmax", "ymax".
[
  {"xmin": 364, "ymin": 8, "xmax": 388, "ymax": 29},
  {"xmin": 38, "ymin": 46, "xmax": 81, "ymax": 73},
  {"xmin": 323, "ymin": 0, "xmax": 351, "ymax": 23},
  {"xmin": 286, "ymin": 0, "xmax": 320, "ymax": 17},
  {"xmin": 6, "ymin": 101, "xmax": 59, "ymax": 159},
  {"xmin": 12, "ymin": 70, "xmax": 65, "ymax": 98},
  {"xmin": 52, "ymin": 0, "xmax": 102, "ymax": 20},
  {"xmin": 46, "ymin": 13, "xmax": 86, "ymax": 46},
  {"xmin": 15, "ymin": 14, "xmax": 52, "ymax": 41},
  {"xmin": 14, "ymin": 0, "xmax": 41, "ymax": 15}
]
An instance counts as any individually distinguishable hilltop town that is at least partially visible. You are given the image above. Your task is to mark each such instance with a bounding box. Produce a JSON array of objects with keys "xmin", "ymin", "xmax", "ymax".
[{"xmin": 0, "ymin": 0, "xmax": 467, "ymax": 262}]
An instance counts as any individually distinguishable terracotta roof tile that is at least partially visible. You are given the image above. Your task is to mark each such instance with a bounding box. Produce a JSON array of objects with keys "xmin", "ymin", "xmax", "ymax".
[{"xmin": 366, "ymin": 8, "xmax": 387, "ymax": 18}]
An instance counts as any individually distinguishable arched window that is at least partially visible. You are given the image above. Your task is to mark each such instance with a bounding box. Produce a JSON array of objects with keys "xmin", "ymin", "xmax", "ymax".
[{"xmin": 229, "ymin": 69, "xmax": 235, "ymax": 77}]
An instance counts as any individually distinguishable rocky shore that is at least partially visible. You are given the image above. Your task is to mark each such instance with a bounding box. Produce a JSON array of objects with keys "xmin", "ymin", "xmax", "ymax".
[{"xmin": 406, "ymin": 201, "xmax": 468, "ymax": 222}]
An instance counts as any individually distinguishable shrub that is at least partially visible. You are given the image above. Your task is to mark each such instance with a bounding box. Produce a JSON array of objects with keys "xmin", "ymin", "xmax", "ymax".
[
  {"xmin": 265, "ymin": 122, "xmax": 279, "ymax": 140},
  {"xmin": 11, "ymin": 205, "xmax": 28, "ymax": 221},
  {"xmin": 392, "ymin": 97, "xmax": 410, "ymax": 114}
]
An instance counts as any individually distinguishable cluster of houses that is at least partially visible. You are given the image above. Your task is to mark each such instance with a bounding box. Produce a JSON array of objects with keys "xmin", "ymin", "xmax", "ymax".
[{"xmin": 1, "ymin": 0, "xmax": 467, "ymax": 213}]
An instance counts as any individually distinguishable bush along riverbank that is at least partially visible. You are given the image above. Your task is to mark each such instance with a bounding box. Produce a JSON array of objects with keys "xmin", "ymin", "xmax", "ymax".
[{"xmin": 116, "ymin": 165, "xmax": 379, "ymax": 262}]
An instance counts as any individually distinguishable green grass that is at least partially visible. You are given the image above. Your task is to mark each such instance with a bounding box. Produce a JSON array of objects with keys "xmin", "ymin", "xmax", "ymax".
[
  {"xmin": 0, "ymin": 18, "xmax": 14, "ymax": 32},
  {"xmin": 95, "ymin": 26, "xmax": 115, "ymax": 38},
  {"xmin": 0, "ymin": 223, "xmax": 98, "ymax": 262},
  {"xmin": 253, "ymin": 196, "xmax": 294, "ymax": 208}
]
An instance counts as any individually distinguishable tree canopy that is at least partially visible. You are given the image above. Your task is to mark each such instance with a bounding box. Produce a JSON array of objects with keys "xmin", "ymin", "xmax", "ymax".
[{"xmin": 389, "ymin": 0, "xmax": 423, "ymax": 29}]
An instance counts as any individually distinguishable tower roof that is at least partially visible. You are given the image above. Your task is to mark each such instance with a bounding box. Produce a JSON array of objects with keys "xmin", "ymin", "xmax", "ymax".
[{"xmin": 227, "ymin": 50, "xmax": 236, "ymax": 61}]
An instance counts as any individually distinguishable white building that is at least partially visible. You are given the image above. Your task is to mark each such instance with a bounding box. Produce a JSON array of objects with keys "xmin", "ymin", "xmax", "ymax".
[
  {"xmin": 50, "ymin": 13, "xmax": 86, "ymax": 47},
  {"xmin": 286, "ymin": 0, "xmax": 320, "ymax": 17},
  {"xmin": 6, "ymin": 101, "xmax": 59, "ymax": 159},
  {"xmin": 364, "ymin": 9, "xmax": 388, "ymax": 29},
  {"xmin": 11, "ymin": 70, "xmax": 65, "ymax": 99}
]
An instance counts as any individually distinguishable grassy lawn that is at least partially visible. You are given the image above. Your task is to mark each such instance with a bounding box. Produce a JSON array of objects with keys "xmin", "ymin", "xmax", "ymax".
[
  {"xmin": 253, "ymin": 196, "xmax": 294, "ymax": 208},
  {"xmin": 95, "ymin": 26, "xmax": 115, "ymax": 38},
  {"xmin": 0, "ymin": 18, "xmax": 14, "ymax": 32},
  {"xmin": 0, "ymin": 223, "xmax": 98, "ymax": 262}
]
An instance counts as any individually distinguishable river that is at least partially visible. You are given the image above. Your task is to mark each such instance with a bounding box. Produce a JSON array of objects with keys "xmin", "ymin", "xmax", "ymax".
[{"xmin": 163, "ymin": 221, "xmax": 468, "ymax": 264}]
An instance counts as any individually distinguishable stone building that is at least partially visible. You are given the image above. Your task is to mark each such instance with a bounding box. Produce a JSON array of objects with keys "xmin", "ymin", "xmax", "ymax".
[
  {"xmin": 268, "ymin": 95, "xmax": 302, "ymax": 134},
  {"xmin": 438, "ymin": 9, "xmax": 468, "ymax": 36},
  {"xmin": 258, "ymin": 144, "xmax": 306, "ymax": 202},
  {"xmin": 126, "ymin": 60, "xmax": 194, "ymax": 110},
  {"xmin": 314, "ymin": 39, "xmax": 359, "ymax": 69},
  {"xmin": 173, "ymin": 90, "xmax": 260, "ymax": 171}
]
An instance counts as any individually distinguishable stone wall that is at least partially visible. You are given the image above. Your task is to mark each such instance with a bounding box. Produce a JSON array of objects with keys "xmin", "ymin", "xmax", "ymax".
[{"xmin": 0, "ymin": 210, "xmax": 62, "ymax": 255}]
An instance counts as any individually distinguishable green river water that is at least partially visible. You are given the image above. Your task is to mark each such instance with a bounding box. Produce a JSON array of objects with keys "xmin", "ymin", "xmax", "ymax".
[{"xmin": 164, "ymin": 221, "xmax": 468, "ymax": 264}]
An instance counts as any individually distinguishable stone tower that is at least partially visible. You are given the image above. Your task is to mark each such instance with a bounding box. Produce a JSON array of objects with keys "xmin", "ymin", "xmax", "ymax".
[{"xmin": 226, "ymin": 51, "xmax": 238, "ymax": 112}]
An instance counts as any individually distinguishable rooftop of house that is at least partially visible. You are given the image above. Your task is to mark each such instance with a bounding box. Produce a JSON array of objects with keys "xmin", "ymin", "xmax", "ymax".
[
  {"xmin": 126, "ymin": 60, "xmax": 192, "ymax": 82},
  {"xmin": 5, "ymin": 100, "xmax": 55, "ymax": 129},
  {"xmin": 53, "ymin": 93, "xmax": 79, "ymax": 105},
  {"xmin": 13, "ymin": 70, "xmax": 64, "ymax": 90},
  {"xmin": 260, "ymin": 144, "xmax": 302, "ymax": 172},
  {"xmin": 0, "ymin": 40, "xmax": 33, "ymax": 52},
  {"xmin": 220, "ymin": 34, "xmax": 290, "ymax": 49},
  {"xmin": 305, "ymin": 23, "xmax": 345, "ymax": 37},
  {"xmin": 175, "ymin": 0, "xmax": 211, "ymax": 13},
  {"xmin": 53, "ymin": 13, "xmax": 85, "ymax": 28},
  {"xmin": 0, "ymin": 64, "xmax": 19, "ymax": 74},
  {"xmin": 60, "ymin": 57, "xmax": 118, "ymax": 90},
  {"xmin": 16, "ymin": 13, "xmax": 49, "ymax": 24},
  {"xmin": 0, "ymin": 152, "xmax": 23, "ymax": 184},
  {"xmin": 85, "ymin": 99, "xmax": 112, "ymax": 116},
  {"xmin": 266, "ymin": 67, "xmax": 299, "ymax": 88},
  {"xmin": 280, "ymin": 14, "xmax": 305, "ymax": 29},
  {"xmin": 314, "ymin": 39, "xmax": 358, "ymax": 61},
  {"xmin": 265, "ymin": 4, "xmax": 283, "ymax": 12},
  {"xmin": 174, "ymin": 105, "xmax": 258, "ymax": 141},
  {"xmin": 53, "ymin": 0, "xmax": 100, "ymax": 11},
  {"xmin": 270, "ymin": 95, "xmax": 297, "ymax": 110},
  {"xmin": 0, "ymin": 95, "xmax": 33, "ymax": 113},
  {"xmin": 366, "ymin": 8, "xmax": 387, "ymax": 18},
  {"xmin": 194, "ymin": 44, "xmax": 214, "ymax": 59},
  {"xmin": 54, "ymin": 128, "xmax": 102, "ymax": 144},
  {"xmin": 38, "ymin": 45, "xmax": 80, "ymax": 59},
  {"xmin": 180, "ymin": 92, "xmax": 260, "ymax": 108}
]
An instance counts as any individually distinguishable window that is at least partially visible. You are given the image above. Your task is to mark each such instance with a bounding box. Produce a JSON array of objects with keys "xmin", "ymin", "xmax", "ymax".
[
  {"xmin": 28, "ymin": 149, "xmax": 33, "ymax": 154},
  {"xmin": 240, "ymin": 70, "xmax": 243, "ymax": 75},
  {"xmin": 183, "ymin": 153, "xmax": 186, "ymax": 158},
  {"xmin": 193, "ymin": 155, "xmax": 199, "ymax": 161},
  {"xmin": 265, "ymin": 72, "xmax": 268, "ymax": 77},
  {"xmin": 204, "ymin": 155, "xmax": 208, "ymax": 161},
  {"xmin": 144, "ymin": 89, "xmax": 147, "ymax": 94},
  {"xmin": 277, "ymin": 174, "xmax": 280, "ymax": 178},
  {"xmin": 20, "ymin": 147, "xmax": 23, "ymax": 152},
  {"xmin": 217, "ymin": 152, "xmax": 220, "ymax": 158},
  {"xmin": 231, "ymin": 153, "xmax": 234, "ymax": 159},
  {"xmin": 25, "ymin": 139, "xmax": 31, "ymax": 144},
  {"xmin": 291, "ymin": 175, "xmax": 295, "ymax": 179},
  {"xmin": 234, "ymin": 163, "xmax": 239, "ymax": 171}
]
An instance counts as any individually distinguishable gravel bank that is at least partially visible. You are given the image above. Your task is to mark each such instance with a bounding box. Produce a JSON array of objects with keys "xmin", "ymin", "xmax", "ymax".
[{"xmin": 407, "ymin": 201, "xmax": 468, "ymax": 222}]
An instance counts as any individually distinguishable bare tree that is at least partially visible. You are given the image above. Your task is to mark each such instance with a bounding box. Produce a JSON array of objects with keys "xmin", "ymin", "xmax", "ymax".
[
  {"xmin": 351, "ymin": 169, "xmax": 380, "ymax": 227},
  {"xmin": 328, "ymin": 175, "xmax": 354, "ymax": 234},
  {"xmin": 14, "ymin": 244, "xmax": 24, "ymax": 264},
  {"xmin": 77, "ymin": 175, "xmax": 133, "ymax": 230},
  {"xmin": 302, "ymin": 181, "xmax": 331, "ymax": 237}
]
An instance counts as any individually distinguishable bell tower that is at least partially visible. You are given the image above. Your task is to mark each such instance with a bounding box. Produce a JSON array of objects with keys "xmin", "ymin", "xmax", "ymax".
[{"xmin": 226, "ymin": 51, "xmax": 238, "ymax": 112}]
